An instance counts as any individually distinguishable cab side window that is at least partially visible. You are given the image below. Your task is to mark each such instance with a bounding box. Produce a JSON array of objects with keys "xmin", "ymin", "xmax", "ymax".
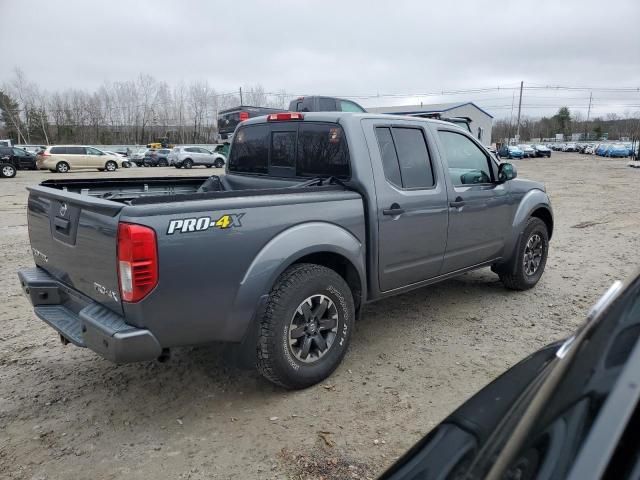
[
  {"xmin": 375, "ymin": 126, "xmax": 435, "ymax": 189},
  {"xmin": 438, "ymin": 131, "xmax": 493, "ymax": 186}
]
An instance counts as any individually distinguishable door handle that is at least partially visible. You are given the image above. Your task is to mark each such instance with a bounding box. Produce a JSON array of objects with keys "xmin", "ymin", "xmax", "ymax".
[
  {"xmin": 449, "ymin": 196, "xmax": 465, "ymax": 208},
  {"xmin": 383, "ymin": 203, "xmax": 405, "ymax": 216}
]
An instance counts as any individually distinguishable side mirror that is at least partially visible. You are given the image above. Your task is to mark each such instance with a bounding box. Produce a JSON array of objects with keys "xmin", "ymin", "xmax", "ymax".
[{"xmin": 498, "ymin": 162, "xmax": 517, "ymax": 182}]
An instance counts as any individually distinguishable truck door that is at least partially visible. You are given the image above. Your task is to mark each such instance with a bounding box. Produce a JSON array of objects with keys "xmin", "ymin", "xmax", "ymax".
[
  {"xmin": 362, "ymin": 119, "xmax": 449, "ymax": 292},
  {"xmin": 433, "ymin": 127, "xmax": 512, "ymax": 273}
]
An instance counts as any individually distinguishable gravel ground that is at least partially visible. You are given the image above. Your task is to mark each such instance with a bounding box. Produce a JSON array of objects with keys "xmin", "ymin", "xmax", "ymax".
[{"xmin": 1, "ymin": 155, "xmax": 638, "ymax": 480}]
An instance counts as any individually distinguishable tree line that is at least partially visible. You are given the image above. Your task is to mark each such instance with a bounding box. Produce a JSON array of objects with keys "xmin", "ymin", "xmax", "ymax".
[
  {"xmin": 492, "ymin": 106, "xmax": 640, "ymax": 142},
  {"xmin": 0, "ymin": 69, "xmax": 290, "ymax": 146}
]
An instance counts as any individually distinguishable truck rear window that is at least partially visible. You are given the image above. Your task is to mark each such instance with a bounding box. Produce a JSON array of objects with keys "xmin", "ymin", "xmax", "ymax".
[{"xmin": 229, "ymin": 122, "xmax": 350, "ymax": 178}]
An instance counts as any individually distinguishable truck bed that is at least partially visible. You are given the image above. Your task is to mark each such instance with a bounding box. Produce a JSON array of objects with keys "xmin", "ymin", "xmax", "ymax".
[{"xmin": 38, "ymin": 174, "xmax": 347, "ymax": 205}]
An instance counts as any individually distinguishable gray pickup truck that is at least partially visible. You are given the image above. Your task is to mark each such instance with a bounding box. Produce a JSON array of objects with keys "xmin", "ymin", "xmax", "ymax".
[{"xmin": 18, "ymin": 112, "xmax": 553, "ymax": 389}]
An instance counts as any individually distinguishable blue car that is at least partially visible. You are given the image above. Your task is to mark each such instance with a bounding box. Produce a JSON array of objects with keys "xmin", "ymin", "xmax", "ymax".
[
  {"xmin": 605, "ymin": 144, "xmax": 629, "ymax": 158},
  {"xmin": 595, "ymin": 144, "xmax": 610, "ymax": 156},
  {"xmin": 498, "ymin": 145, "xmax": 524, "ymax": 159}
]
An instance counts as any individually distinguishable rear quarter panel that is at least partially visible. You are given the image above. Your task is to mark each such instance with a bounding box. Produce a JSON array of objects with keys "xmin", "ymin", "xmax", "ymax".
[{"xmin": 120, "ymin": 190, "xmax": 365, "ymax": 347}]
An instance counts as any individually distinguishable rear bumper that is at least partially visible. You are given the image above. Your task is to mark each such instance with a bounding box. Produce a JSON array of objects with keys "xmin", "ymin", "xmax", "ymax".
[{"xmin": 18, "ymin": 267, "xmax": 162, "ymax": 363}]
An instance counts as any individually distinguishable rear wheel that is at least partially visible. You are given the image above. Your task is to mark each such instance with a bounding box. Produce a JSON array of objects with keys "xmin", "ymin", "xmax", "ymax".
[
  {"xmin": 105, "ymin": 161, "xmax": 117, "ymax": 172},
  {"xmin": 56, "ymin": 161, "xmax": 70, "ymax": 173},
  {"xmin": 183, "ymin": 159, "xmax": 193, "ymax": 169},
  {"xmin": 1, "ymin": 163, "xmax": 17, "ymax": 178},
  {"xmin": 158, "ymin": 159, "xmax": 168, "ymax": 167},
  {"xmin": 498, "ymin": 217, "xmax": 549, "ymax": 290},
  {"xmin": 174, "ymin": 164, "xmax": 182, "ymax": 169},
  {"xmin": 257, "ymin": 263, "xmax": 354, "ymax": 389}
]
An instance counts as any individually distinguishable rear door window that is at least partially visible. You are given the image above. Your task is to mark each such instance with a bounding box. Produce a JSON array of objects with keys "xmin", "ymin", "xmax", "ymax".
[
  {"xmin": 375, "ymin": 127, "xmax": 402, "ymax": 188},
  {"xmin": 50, "ymin": 146, "xmax": 68, "ymax": 154},
  {"xmin": 375, "ymin": 126, "xmax": 435, "ymax": 189},
  {"xmin": 393, "ymin": 128, "xmax": 435, "ymax": 188},
  {"xmin": 68, "ymin": 147, "xmax": 86, "ymax": 155}
]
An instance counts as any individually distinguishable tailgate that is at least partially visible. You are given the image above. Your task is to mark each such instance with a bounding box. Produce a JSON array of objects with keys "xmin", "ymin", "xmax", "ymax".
[{"xmin": 26, "ymin": 185, "xmax": 125, "ymax": 315}]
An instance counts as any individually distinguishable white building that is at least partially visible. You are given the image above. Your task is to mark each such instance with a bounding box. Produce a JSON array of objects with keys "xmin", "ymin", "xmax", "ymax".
[{"xmin": 367, "ymin": 102, "xmax": 493, "ymax": 145}]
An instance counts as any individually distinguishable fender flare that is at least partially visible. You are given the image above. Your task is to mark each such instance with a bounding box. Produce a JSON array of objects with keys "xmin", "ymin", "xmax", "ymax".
[
  {"xmin": 229, "ymin": 222, "xmax": 365, "ymax": 341},
  {"xmin": 503, "ymin": 189, "xmax": 553, "ymax": 263}
]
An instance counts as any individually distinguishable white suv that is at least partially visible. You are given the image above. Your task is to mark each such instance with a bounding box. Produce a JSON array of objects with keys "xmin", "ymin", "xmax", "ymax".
[
  {"xmin": 38, "ymin": 146, "xmax": 126, "ymax": 173},
  {"xmin": 168, "ymin": 146, "xmax": 226, "ymax": 169}
]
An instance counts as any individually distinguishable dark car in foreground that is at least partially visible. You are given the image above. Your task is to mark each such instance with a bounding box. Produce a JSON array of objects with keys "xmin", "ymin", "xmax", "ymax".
[
  {"xmin": 18, "ymin": 112, "xmax": 552, "ymax": 389},
  {"xmin": 0, "ymin": 146, "xmax": 37, "ymax": 170},
  {"xmin": 382, "ymin": 270, "xmax": 640, "ymax": 480}
]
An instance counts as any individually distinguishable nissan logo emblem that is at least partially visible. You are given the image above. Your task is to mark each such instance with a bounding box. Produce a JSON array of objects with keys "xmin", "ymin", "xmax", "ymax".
[{"xmin": 59, "ymin": 203, "xmax": 68, "ymax": 217}]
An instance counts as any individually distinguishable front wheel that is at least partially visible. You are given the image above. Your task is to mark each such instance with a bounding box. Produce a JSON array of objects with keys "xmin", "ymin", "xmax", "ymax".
[
  {"xmin": 498, "ymin": 217, "xmax": 549, "ymax": 290},
  {"xmin": 105, "ymin": 161, "xmax": 117, "ymax": 172},
  {"xmin": 1, "ymin": 163, "xmax": 17, "ymax": 178},
  {"xmin": 257, "ymin": 263, "xmax": 355, "ymax": 389},
  {"xmin": 214, "ymin": 158, "xmax": 225, "ymax": 168}
]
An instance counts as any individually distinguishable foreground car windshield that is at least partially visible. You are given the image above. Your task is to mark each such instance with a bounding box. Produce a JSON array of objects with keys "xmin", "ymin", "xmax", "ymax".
[{"xmin": 476, "ymin": 276, "xmax": 640, "ymax": 478}]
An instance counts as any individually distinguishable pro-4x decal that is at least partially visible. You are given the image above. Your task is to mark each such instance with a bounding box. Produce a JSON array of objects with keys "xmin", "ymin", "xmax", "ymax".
[{"xmin": 167, "ymin": 213, "xmax": 245, "ymax": 235}]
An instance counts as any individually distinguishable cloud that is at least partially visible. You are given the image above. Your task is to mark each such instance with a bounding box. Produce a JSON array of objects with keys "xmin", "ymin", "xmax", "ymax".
[{"xmin": 1, "ymin": 0, "xmax": 638, "ymax": 118}]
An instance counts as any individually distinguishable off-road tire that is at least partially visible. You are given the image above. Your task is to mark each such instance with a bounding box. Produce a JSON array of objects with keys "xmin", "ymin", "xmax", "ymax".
[
  {"xmin": 257, "ymin": 263, "xmax": 354, "ymax": 389},
  {"xmin": 499, "ymin": 217, "xmax": 549, "ymax": 291}
]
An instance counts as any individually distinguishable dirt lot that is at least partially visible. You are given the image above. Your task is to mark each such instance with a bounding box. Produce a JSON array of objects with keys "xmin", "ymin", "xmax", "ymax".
[{"xmin": 1, "ymin": 155, "xmax": 638, "ymax": 480}]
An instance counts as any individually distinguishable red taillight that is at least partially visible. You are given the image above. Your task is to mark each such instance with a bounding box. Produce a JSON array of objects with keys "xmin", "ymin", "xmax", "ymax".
[
  {"xmin": 117, "ymin": 223, "xmax": 158, "ymax": 303},
  {"xmin": 267, "ymin": 112, "xmax": 304, "ymax": 121},
  {"xmin": 239, "ymin": 111, "xmax": 249, "ymax": 121}
]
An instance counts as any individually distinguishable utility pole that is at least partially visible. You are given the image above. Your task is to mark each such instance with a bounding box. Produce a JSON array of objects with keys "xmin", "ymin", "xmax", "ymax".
[
  {"xmin": 515, "ymin": 81, "xmax": 523, "ymax": 142},
  {"xmin": 508, "ymin": 91, "xmax": 516, "ymax": 144},
  {"xmin": 584, "ymin": 91, "xmax": 592, "ymax": 140},
  {"xmin": 239, "ymin": 87, "xmax": 243, "ymax": 106}
]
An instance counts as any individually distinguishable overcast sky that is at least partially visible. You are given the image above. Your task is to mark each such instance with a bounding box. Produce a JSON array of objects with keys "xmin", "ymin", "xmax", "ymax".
[{"xmin": 2, "ymin": 0, "xmax": 639, "ymax": 118}]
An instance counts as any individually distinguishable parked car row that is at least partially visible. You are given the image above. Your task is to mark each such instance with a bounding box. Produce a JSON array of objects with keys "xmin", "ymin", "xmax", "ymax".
[
  {"xmin": 545, "ymin": 142, "xmax": 636, "ymax": 157},
  {"xmin": 0, "ymin": 143, "xmax": 229, "ymax": 174},
  {"xmin": 591, "ymin": 143, "xmax": 634, "ymax": 157},
  {"xmin": 497, "ymin": 144, "xmax": 551, "ymax": 159}
]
